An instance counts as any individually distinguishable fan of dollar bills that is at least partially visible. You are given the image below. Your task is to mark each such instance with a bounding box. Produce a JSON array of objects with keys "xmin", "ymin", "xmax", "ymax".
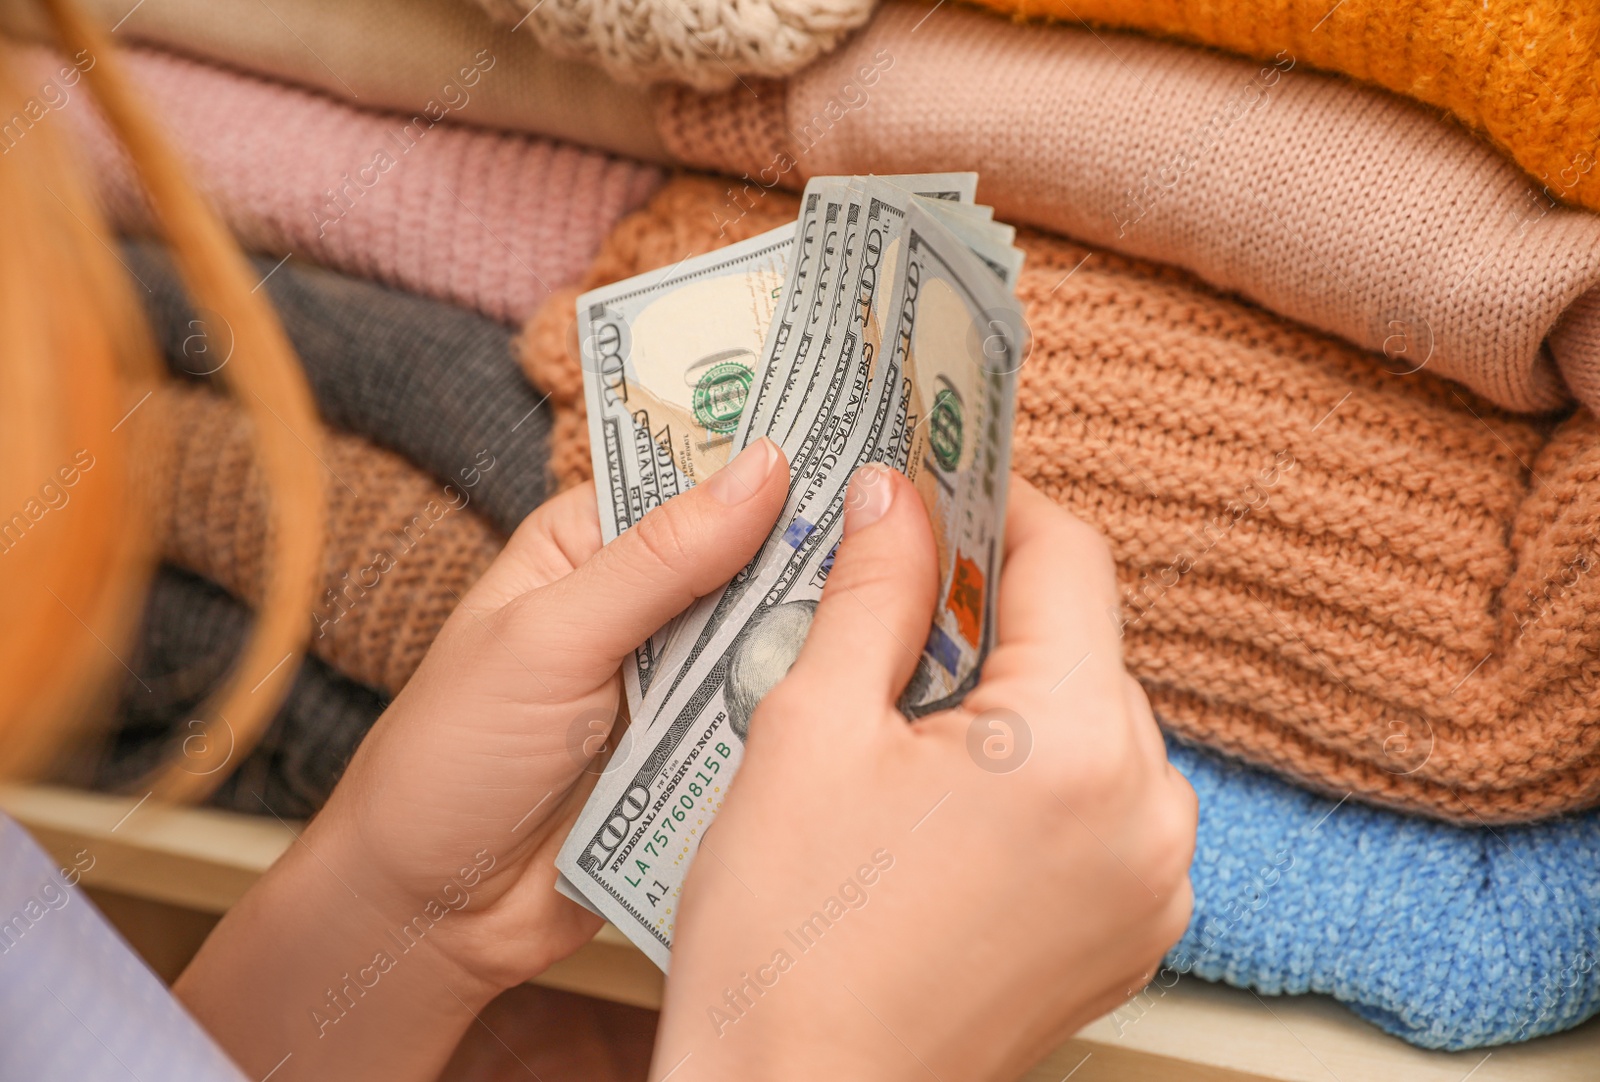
[{"xmin": 555, "ymin": 173, "xmax": 1028, "ymax": 968}]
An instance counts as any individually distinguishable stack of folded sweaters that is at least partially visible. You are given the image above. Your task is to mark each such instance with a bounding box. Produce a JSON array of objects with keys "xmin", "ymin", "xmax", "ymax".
[{"xmin": 33, "ymin": 0, "xmax": 1600, "ymax": 1054}]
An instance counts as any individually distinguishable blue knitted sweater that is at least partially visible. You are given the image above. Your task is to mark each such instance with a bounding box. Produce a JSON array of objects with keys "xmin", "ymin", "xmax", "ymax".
[{"xmin": 1168, "ymin": 738, "xmax": 1600, "ymax": 1050}]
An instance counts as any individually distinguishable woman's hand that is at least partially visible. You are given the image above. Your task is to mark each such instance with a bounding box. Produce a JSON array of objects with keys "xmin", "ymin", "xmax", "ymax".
[
  {"xmin": 318, "ymin": 437, "xmax": 788, "ymax": 993},
  {"xmin": 655, "ymin": 468, "xmax": 1198, "ymax": 1082},
  {"xmin": 176, "ymin": 439, "xmax": 788, "ymax": 1082}
]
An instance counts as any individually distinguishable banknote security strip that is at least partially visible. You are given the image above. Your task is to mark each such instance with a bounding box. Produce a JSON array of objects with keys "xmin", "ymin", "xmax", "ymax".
[{"xmin": 559, "ymin": 174, "xmax": 1026, "ymax": 967}]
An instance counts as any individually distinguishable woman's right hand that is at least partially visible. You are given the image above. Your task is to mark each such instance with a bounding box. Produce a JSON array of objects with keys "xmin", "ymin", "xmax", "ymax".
[{"xmin": 654, "ymin": 468, "xmax": 1198, "ymax": 1082}]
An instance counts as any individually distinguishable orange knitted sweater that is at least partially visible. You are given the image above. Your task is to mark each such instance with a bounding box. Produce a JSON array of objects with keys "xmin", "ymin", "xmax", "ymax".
[
  {"xmin": 521, "ymin": 177, "xmax": 1600, "ymax": 825},
  {"xmin": 964, "ymin": 0, "xmax": 1600, "ymax": 213}
]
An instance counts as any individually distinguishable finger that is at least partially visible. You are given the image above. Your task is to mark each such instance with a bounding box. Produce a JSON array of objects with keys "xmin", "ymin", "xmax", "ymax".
[
  {"xmin": 538, "ymin": 480, "xmax": 608, "ymax": 570},
  {"xmin": 463, "ymin": 483, "xmax": 604, "ymax": 611},
  {"xmin": 1000, "ymin": 477, "xmax": 1123, "ymax": 652},
  {"xmin": 783, "ymin": 464, "xmax": 938, "ymax": 708},
  {"xmin": 505, "ymin": 439, "xmax": 787, "ymax": 669},
  {"xmin": 977, "ymin": 476, "xmax": 1126, "ymax": 703}
]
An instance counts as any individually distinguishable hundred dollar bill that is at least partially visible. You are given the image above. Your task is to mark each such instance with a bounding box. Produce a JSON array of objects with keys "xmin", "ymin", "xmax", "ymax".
[
  {"xmin": 575, "ymin": 179, "xmax": 992, "ymax": 718},
  {"xmin": 639, "ymin": 177, "xmax": 1021, "ymax": 716},
  {"xmin": 735, "ymin": 172, "xmax": 977, "ymax": 450},
  {"xmin": 558, "ymin": 201, "xmax": 1025, "ymax": 968},
  {"xmin": 577, "ymin": 225, "xmax": 792, "ymax": 715},
  {"xmin": 923, "ymin": 199, "xmax": 1022, "ymax": 284},
  {"xmin": 733, "ymin": 190, "xmax": 823, "ymax": 452},
  {"xmin": 558, "ymin": 178, "xmax": 997, "ymax": 883},
  {"xmin": 735, "ymin": 191, "xmax": 1023, "ymax": 713},
  {"xmin": 874, "ymin": 201, "xmax": 1025, "ymax": 705},
  {"xmin": 634, "ymin": 176, "xmax": 991, "ymax": 710},
  {"xmin": 759, "ymin": 177, "xmax": 1008, "ymax": 451},
  {"xmin": 758, "ymin": 181, "xmax": 852, "ymax": 444},
  {"xmin": 763, "ymin": 179, "xmax": 866, "ymax": 452}
]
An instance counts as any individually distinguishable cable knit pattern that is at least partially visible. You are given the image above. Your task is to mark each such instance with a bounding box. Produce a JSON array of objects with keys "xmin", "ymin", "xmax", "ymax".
[
  {"xmin": 471, "ymin": 0, "xmax": 875, "ymax": 90},
  {"xmin": 33, "ymin": 46, "xmax": 662, "ymax": 324},
  {"xmin": 965, "ymin": 0, "xmax": 1600, "ymax": 217},
  {"xmin": 655, "ymin": 0, "xmax": 1600, "ymax": 417},
  {"xmin": 524, "ymin": 176, "xmax": 1600, "ymax": 824},
  {"xmin": 656, "ymin": 80, "xmax": 788, "ymax": 179},
  {"xmin": 144, "ymin": 384, "xmax": 501, "ymax": 696}
]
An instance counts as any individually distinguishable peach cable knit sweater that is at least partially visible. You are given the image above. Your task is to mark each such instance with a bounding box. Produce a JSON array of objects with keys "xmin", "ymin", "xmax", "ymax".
[
  {"xmin": 522, "ymin": 177, "xmax": 1600, "ymax": 826},
  {"xmin": 655, "ymin": 0, "xmax": 1600, "ymax": 419}
]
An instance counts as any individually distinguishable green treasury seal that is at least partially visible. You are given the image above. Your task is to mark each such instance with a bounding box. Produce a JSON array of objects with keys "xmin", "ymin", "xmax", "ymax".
[
  {"xmin": 693, "ymin": 360, "xmax": 753, "ymax": 434},
  {"xmin": 929, "ymin": 386, "xmax": 964, "ymax": 471}
]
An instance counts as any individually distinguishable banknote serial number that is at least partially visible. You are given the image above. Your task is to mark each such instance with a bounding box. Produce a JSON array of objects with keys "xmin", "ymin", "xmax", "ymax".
[{"xmin": 626, "ymin": 740, "xmax": 734, "ymax": 895}]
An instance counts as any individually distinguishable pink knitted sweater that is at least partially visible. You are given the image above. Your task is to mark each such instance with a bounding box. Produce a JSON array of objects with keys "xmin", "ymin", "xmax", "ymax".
[
  {"xmin": 657, "ymin": 0, "xmax": 1600, "ymax": 419},
  {"xmin": 38, "ymin": 46, "xmax": 663, "ymax": 324}
]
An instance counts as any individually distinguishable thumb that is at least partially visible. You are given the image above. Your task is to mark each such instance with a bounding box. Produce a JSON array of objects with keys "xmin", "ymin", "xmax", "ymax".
[
  {"xmin": 511, "ymin": 438, "xmax": 788, "ymax": 673},
  {"xmin": 783, "ymin": 464, "xmax": 939, "ymax": 708}
]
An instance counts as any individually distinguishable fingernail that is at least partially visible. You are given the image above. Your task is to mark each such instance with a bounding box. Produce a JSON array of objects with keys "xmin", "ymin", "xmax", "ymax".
[
  {"xmin": 705, "ymin": 438, "xmax": 780, "ymax": 506},
  {"xmin": 844, "ymin": 464, "xmax": 896, "ymax": 533}
]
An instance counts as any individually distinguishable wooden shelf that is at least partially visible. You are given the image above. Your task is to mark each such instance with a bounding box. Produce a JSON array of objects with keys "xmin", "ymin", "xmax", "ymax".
[{"xmin": 5, "ymin": 782, "xmax": 1596, "ymax": 1081}]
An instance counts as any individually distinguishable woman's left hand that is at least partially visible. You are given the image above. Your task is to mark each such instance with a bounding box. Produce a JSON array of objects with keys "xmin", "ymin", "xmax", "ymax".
[
  {"xmin": 176, "ymin": 439, "xmax": 787, "ymax": 1082},
  {"xmin": 330, "ymin": 436, "xmax": 786, "ymax": 992}
]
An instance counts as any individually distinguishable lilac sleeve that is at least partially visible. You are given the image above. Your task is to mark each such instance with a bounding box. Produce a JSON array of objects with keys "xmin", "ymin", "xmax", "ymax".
[{"xmin": 0, "ymin": 812, "xmax": 249, "ymax": 1081}]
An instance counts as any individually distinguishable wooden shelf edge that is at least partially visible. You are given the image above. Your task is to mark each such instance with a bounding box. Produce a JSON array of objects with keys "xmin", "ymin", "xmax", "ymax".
[
  {"xmin": 1, "ymin": 782, "xmax": 294, "ymax": 912},
  {"xmin": 7, "ymin": 784, "xmax": 1597, "ymax": 1081}
]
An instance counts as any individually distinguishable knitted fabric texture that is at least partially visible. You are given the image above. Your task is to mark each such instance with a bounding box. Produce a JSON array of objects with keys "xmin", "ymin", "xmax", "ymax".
[
  {"xmin": 1164, "ymin": 736, "xmax": 1600, "ymax": 1050},
  {"xmin": 524, "ymin": 176, "xmax": 1600, "ymax": 825},
  {"xmin": 471, "ymin": 0, "xmax": 874, "ymax": 90},
  {"xmin": 965, "ymin": 0, "xmax": 1600, "ymax": 218},
  {"xmin": 7, "ymin": 0, "xmax": 667, "ymax": 161},
  {"xmin": 655, "ymin": 0, "xmax": 1600, "ymax": 418},
  {"xmin": 33, "ymin": 45, "xmax": 662, "ymax": 324},
  {"xmin": 125, "ymin": 243, "xmax": 552, "ymax": 536},
  {"xmin": 145, "ymin": 384, "xmax": 501, "ymax": 696},
  {"xmin": 95, "ymin": 567, "xmax": 387, "ymax": 818}
]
